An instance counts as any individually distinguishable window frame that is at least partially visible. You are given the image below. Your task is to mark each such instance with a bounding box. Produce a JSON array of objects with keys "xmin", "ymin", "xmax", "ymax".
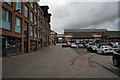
[
  {"xmin": 15, "ymin": 16, "xmax": 22, "ymax": 33},
  {"xmin": 24, "ymin": 5, "xmax": 29, "ymax": 18},
  {"xmin": 30, "ymin": 11, "xmax": 34, "ymax": 22},
  {"xmin": 1, "ymin": 7, "xmax": 12, "ymax": 30},
  {"xmin": 16, "ymin": 1, "xmax": 22, "ymax": 13},
  {"xmin": 30, "ymin": 25, "xmax": 33, "ymax": 37}
]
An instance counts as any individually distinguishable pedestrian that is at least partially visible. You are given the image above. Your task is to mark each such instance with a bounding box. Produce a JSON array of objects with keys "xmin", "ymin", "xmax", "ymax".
[{"xmin": 54, "ymin": 42, "xmax": 56, "ymax": 45}]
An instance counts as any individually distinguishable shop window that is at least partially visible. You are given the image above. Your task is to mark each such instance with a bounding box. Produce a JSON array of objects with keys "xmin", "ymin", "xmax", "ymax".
[
  {"xmin": 15, "ymin": 16, "xmax": 21, "ymax": 33},
  {"xmin": 24, "ymin": 5, "xmax": 28, "ymax": 18},
  {"xmin": 30, "ymin": 25, "xmax": 33, "ymax": 36},
  {"xmin": 4, "ymin": 0, "xmax": 12, "ymax": 5},
  {"xmin": 38, "ymin": 41, "xmax": 41, "ymax": 48},
  {"xmin": 16, "ymin": 1, "xmax": 22, "ymax": 13},
  {"xmin": 30, "ymin": 40, "xmax": 37, "ymax": 51},
  {"xmin": 2, "ymin": 36, "xmax": 21, "ymax": 56},
  {"xmin": 2, "ymin": 8, "xmax": 11, "ymax": 30},
  {"xmin": 30, "ymin": 11, "xmax": 33, "ymax": 22}
]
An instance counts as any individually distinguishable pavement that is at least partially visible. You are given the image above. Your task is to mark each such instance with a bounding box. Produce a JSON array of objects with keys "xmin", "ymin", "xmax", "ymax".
[{"xmin": 2, "ymin": 44, "xmax": 120, "ymax": 78}]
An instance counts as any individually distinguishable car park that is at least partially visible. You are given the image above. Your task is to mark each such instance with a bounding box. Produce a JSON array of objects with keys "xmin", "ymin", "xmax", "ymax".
[
  {"xmin": 97, "ymin": 45, "xmax": 114, "ymax": 54},
  {"xmin": 112, "ymin": 50, "xmax": 120, "ymax": 67},
  {"xmin": 71, "ymin": 43, "xmax": 78, "ymax": 48},
  {"xmin": 87, "ymin": 45, "xmax": 98, "ymax": 53}
]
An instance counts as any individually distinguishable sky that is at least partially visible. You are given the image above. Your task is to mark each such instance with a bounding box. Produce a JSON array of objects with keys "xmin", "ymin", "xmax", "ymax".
[{"xmin": 38, "ymin": 0, "xmax": 119, "ymax": 34}]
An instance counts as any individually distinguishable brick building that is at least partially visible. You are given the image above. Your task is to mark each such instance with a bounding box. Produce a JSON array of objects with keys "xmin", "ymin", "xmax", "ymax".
[
  {"xmin": 102, "ymin": 31, "xmax": 120, "ymax": 44},
  {"xmin": 64, "ymin": 29, "xmax": 107, "ymax": 43},
  {"xmin": 1, "ymin": 1, "xmax": 51, "ymax": 56},
  {"xmin": 50, "ymin": 30, "xmax": 57, "ymax": 44}
]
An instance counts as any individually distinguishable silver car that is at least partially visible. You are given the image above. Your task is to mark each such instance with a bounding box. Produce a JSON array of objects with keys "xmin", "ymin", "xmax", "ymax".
[
  {"xmin": 71, "ymin": 43, "xmax": 78, "ymax": 48},
  {"xmin": 78, "ymin": 44, "xmax": 84, "ymax": 48},
  {"xmin": 97, "ymin": 45, "xmax": 114, "ymax": 54}
]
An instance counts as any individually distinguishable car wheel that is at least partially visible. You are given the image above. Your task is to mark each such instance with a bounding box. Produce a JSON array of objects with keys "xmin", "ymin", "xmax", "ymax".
[
  {"xmin": 97, "ymin": 51, "xmax": 99, "ymax": 54},
  {"xmin": 113, "ymin": 59, "xmax": 119, "ymax": 67}
]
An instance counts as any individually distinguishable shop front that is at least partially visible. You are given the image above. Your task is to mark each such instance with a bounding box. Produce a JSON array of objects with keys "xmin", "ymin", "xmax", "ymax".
[{"xmin": 2, "ymin": 35, "xmax": 21, "ymax": 56}]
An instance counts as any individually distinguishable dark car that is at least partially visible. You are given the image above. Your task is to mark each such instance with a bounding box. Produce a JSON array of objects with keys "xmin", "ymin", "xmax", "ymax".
[
  {"xmin": 87, "ymin": 45, "xmax": 97, "ymax": 53},
  {"xmin": 112, "ymin": 50, "xmax": 120, "ymax": 67}
]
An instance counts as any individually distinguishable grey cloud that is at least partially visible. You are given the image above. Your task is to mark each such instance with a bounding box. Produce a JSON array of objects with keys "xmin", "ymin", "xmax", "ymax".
[{"xmin": 41, "ymin": 2, "xmax": 118, "ymax": 33}]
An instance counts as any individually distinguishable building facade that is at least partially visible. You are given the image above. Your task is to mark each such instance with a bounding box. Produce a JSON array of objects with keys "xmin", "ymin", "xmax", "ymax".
[
  {"xmin": 101, "ymin": 31, "xmax": 120, "ymax": 44},
  {"xmin": 64, "ymin": 29, "xmax": 107, "ymax": 43},
  {"xmin": 1, "ymin": 1, "xmax": 51, "ymax": 56},
  {"xmin": 50, "ymin": 30, "xmax": 57, "ymax": 44}
]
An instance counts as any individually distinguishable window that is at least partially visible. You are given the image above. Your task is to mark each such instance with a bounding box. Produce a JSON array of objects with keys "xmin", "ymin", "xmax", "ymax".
[
  {"xmin": 30, "ymin": 25, "xmax": 33, "ymax": 36},
  {"xmin": 34, "ymin": 16, "xmax": 37, "ymax": 25},
  {"xmin": 30, "ymin": 2, "xmax": 34, "ymax": 8},
  {"xmin": 4, "ymin": 0, "xmax": 12, "ymax": 5},
  {"xmin": 24, "ymin": 5, "xmax": 28, "ymax": 18},
  {"xmin": 38, "ymin": 9, "xmax": 41, "ymax": 16},
  {"xmin": 38, "ymin": 30, "xmax": 40, "ymax": 38},
  {"xmin": 15, "ymin": 17, "xmax": 21, "ymax": 33},
  {"xmin": 34, "ymin": 3, "xmax": 37, "ymax": 13},
  {"xmin": 38, "ymin": 19, "xmax": 40, "ymax": 27},
  {"xmin": 34, "ymin": 28, "xmax": 37, "ymax": 37},
  {"xmin": 36, "ymin": 29, "xmax": 38, "ymax": 38},
  {"xmin": 16, "ymin": 1, "xmax": 22, "ymax": 13},
  {"xmin": 30, "ymin": 11, "xmax": 33, "ymax": 22},
  {"xmin": 2, "ymin": 8, "xmax": 11, "ymax": 30}
]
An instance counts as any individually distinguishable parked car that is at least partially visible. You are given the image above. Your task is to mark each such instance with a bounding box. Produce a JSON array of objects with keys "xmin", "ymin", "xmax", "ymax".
[
  {"xmin": 112, "ymin": 50, "xmax": 120, "ymax": 67},
  {"xmin": 112, "ymin": 45, "xmax": 120, "ymax": 52},
  {"xmin": 71, "ymin": 43, "xmax": 78, "ymax": 48},
  {"xmin": 78, "ymin": 44, "xmax": 84, "ymax": 48},
  {"xmin": 108, "ymin": 42, "xmax": 118, "ymax": 47},
  {"xmin": 87, "ymin": 45, "xmax": 98, "ymax": 53},
  {"xmin": 62, "ymin": 43, "xmax": 71, "ymax": 47},
  {"xmin": 84, "ymin": 42, "xmax": 94, "ymax": 48},
  {"xmin": 97, "ymin": 45, "xmax": 114, "ymax": 54}
]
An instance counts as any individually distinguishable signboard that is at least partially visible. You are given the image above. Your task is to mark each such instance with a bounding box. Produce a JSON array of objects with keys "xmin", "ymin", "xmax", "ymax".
[
  {"xmin": 65, "ymin": 35, "xmax": 72, "ymax": 38},
  {"xmin": 93, "ymin": 35, "xmax": 101, "ymax": 37}
]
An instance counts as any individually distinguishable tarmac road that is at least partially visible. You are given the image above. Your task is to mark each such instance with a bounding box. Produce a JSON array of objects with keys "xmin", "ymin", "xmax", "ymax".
[{"xmin": 2, "ymin": 44, "xmax": 120, "ymax": 78}]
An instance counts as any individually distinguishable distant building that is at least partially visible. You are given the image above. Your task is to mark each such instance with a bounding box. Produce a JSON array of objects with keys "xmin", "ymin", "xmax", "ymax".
[
  {"xmin": 102, "ymin": 31, "xmax": 120, "ymax": 44},
  {"xmin": 64, "ymin": 29, "xmax": 107, "ymax": 43},
  {"xmin": 57, "ymin": 34, "xmax": 65, "ymax": 43},
  {"xmin": 50, "ymin": 30, "xmax": 57, "ymax": 44},
  {"xmin": 1, "ymin": 1, "xmax": 51, "ymax": 56}
]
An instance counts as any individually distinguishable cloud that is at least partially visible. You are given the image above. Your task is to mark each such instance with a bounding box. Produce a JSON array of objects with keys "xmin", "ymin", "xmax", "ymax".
[{"xmin": 39, "ymin": 1, "xmax": 118, "ymax": 34}]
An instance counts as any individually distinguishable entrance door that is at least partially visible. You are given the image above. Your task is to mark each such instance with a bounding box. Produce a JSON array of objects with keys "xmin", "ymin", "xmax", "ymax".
[{"xmin": 24, "ymin": 22, "xmax": 28, "ymax": 53}]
